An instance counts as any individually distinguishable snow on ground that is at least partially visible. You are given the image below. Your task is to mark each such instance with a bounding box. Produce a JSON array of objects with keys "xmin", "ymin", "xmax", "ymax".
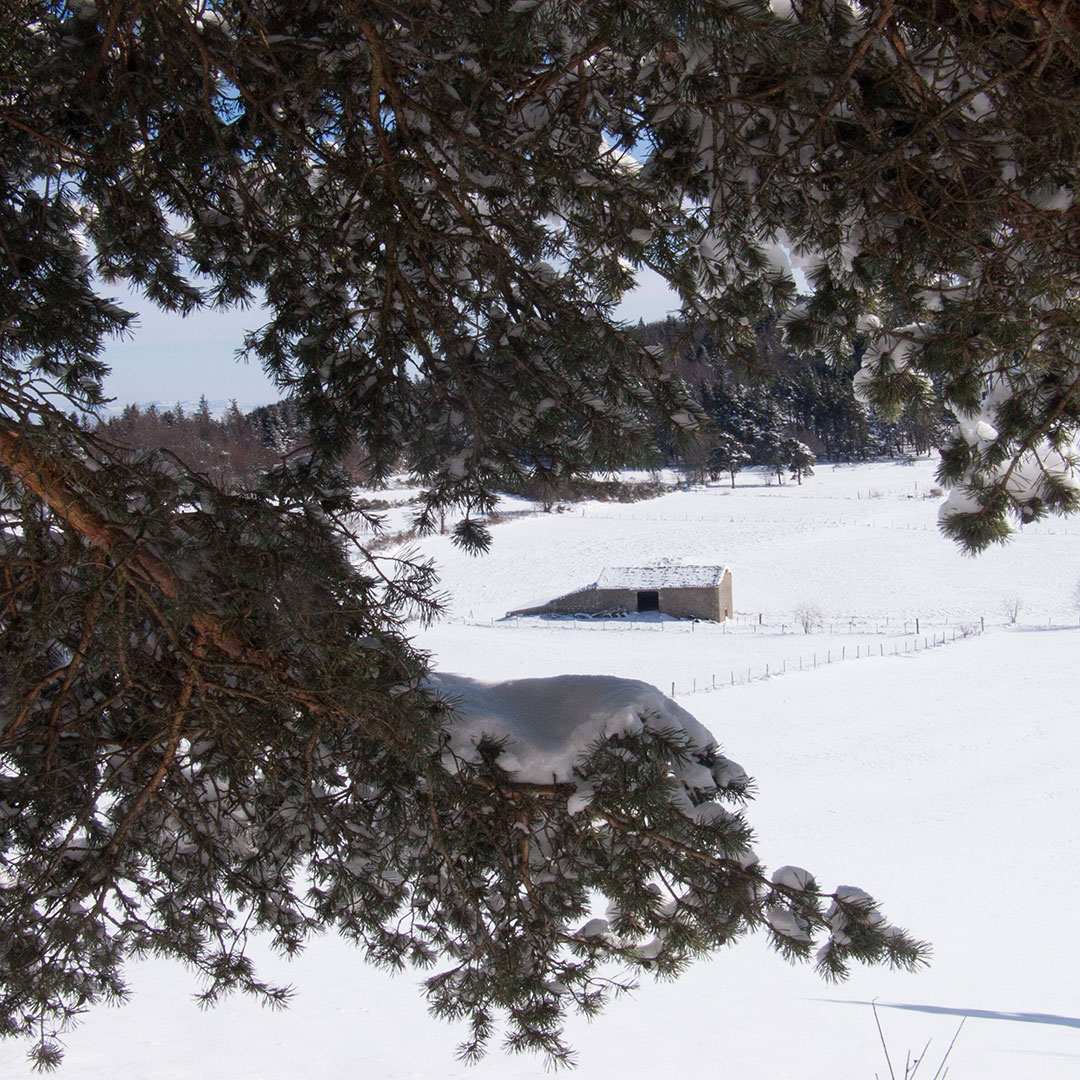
[
  {"xmin": 416, "ymin": 458, "xmax": 1077, "ymax": 695},
  {"xmin": 4, "ymin": 458, "xmax": 1079, "ymax": 1078},
  {"xmin": 414, "ymin": 457, "xmax": 1079, "ymax": 624},
  {"xmin": 428, "ymin": 672, "xmax": 723, "ymax": 787}
]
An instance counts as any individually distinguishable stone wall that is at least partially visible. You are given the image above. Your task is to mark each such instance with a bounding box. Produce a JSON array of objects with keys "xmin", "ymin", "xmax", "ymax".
[
  {"xmin": 545, "ymin": 587, "xmax": 636, "ymax": 614},
  {"xmin": 659, "ymin": 586, "xmax": 721, "ymax": 621},
  {"xmin": 510, "ymin": 571, "xmax": 732, "ymax": 621}
]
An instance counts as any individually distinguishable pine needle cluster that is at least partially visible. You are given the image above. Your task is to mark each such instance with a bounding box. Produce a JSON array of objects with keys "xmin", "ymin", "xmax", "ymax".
[{"xmin": 2, "ymin": 0, "xmax": 1077, "ymax": 1066}]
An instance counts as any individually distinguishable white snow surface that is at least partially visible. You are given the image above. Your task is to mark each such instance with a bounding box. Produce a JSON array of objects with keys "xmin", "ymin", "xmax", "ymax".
[
  {"xmin": 6, "ymin": 458, "xmax": 1080, "ymax": 1079},
  {"xmin": 429, "ymin": 672, "xmax": 719, "ymax": 788},
  {"xmin": 772, "ymin": 864, "xmax": 815, "ymax": 891},
  {"xmin": 593, "ymin": 563, "xmax": 729, "ymax": 589}
]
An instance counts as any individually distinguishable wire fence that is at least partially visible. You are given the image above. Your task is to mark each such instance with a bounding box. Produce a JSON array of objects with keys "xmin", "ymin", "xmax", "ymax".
[
  {"xmin": 461, "ymin": 612, "xmax": 987, "ymax": 637},
  {"xmin": 449, "ymin": 613, "xmax": 989, "ymax": 697},
  {"xmin": 444, "ymin": 609, "xmax": 1080, "ymax": 698},
  {"xmin": 666, "ymin": 623, "xmax": 983, "ymax": 698}
]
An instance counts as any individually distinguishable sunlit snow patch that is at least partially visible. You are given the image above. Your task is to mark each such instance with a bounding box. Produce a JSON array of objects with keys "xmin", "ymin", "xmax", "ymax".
[{"xmin": 426, "ymin": 672, "xmax": 745, "ymax": 795}]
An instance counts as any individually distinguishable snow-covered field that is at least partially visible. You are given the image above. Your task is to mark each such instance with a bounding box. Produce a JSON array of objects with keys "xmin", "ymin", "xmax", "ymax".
[{"xmin": 5, "ymin": 458, "xmax": 1079, "ymax": 1079}]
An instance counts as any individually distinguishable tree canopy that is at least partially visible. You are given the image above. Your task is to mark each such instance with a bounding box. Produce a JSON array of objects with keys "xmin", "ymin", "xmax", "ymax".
[{"xmin": 2, "ymin": 0, "xmax": 1079, "ymax": 1068}]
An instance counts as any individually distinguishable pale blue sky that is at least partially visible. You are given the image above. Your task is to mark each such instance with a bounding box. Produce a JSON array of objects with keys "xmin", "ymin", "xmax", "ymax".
[
  {"xmin": 98, "ymin": 280, "xmax": 277, "ymax": 410},
  {"xmin": 98, "ymin": 269, "xmax": 682, "ymax": 411}
]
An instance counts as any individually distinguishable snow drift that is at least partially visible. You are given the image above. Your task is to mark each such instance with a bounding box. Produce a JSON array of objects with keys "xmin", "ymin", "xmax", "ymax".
[{"xmin": 427, "ymin": 671, "xmax": 747, "ymax": 794}]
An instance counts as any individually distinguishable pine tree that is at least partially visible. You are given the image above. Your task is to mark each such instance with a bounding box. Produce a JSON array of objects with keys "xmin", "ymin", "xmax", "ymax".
[
  {"xmin": 784, "ymin": 437, "xmax": 817, "ymax": 485},
  {"xmin": 194, "ymin": 395, "xmax": 214, "ymax": 438},
  {"xmin": 3, "ymin": 0, "xmax": 1079, "ymax": 1067},
  {"xmin": 709, "ymin": 430, "xmax": 752, "ymax": 487}
]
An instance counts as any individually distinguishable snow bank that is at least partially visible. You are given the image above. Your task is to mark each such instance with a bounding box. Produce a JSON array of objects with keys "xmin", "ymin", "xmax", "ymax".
[{"xmin": 427, "ymin": 672, "xmax": 743, "ymax": 793}]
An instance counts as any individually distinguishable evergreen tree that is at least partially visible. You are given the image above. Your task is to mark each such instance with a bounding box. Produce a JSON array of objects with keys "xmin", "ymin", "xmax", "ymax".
[
  {"xmin": 194, "ymin": 395, "xmax": 214, "ymax": 438},
  {"xmin": 3, "ymin": 0, "xmax": 1079, "ymax": 1067},
  {"xmin": 757, "ymin": 427, "xmax": 791, "ymax": 484},
  {"xmin": 784, "ymin": 437, "xmax": 817, "ymax": 486},
  {"xmin": 709, "ymin": 430, "xmax": 752, "ymax": 488}
]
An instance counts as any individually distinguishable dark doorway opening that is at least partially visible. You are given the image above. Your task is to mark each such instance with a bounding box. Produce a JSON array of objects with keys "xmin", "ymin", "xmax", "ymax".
[{"xmin": 636, "ymin": 590, "xmax": 660, "ymax": 612}]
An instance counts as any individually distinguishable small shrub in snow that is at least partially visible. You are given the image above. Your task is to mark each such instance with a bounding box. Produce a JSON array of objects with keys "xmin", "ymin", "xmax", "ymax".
[
  {"xmin": 1000, "ymin": 591, "xmax": 1023, "ymax": 625},
  {"xmin": 872, "ymin": 1001, "xmax": 966, "ymax": 1080},
  {"xmin": 794, "ymin": 601, "xmax": 825, "ymax": 634}
]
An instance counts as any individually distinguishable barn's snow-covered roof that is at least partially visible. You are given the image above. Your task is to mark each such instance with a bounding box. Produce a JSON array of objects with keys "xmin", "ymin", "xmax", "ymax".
[{"xmin": 594, "ymin": 565, "xmax": 728, "ymax": 590}]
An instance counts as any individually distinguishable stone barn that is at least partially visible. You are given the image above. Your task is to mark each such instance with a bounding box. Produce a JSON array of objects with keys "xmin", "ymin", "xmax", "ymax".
[{"xmin": 510, "ymin": 565, "xmax": 732, "ymax": 622}]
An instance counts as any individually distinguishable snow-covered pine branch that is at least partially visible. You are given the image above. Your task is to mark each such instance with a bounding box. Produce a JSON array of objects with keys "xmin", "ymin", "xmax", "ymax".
[{"xmin": 3, "ymin": 0, "xmax": 1079, "ymax": 1067}]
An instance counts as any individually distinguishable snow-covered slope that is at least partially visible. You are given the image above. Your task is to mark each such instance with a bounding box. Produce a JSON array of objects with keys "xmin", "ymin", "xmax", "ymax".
[
  {"xmin": 415, "ymin": 458, "xmax": 1077, "ymax": 624},
  {"xmin": 4, "ymin": 459, "xmax": 1078, "ymax": 1079}
]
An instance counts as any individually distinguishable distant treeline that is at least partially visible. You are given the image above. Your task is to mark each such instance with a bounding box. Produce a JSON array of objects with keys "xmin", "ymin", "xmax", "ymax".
[
  {"xmin": 97, "ymin": 397, "xmax": 312, "ymax": 488},
  {"xmin": 98, "ymin": 317, "xmax": 947, "ymax": 492},
  {"xmin": 636, "ymin": 314, "xmax": 947, "ymax": 483}
]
